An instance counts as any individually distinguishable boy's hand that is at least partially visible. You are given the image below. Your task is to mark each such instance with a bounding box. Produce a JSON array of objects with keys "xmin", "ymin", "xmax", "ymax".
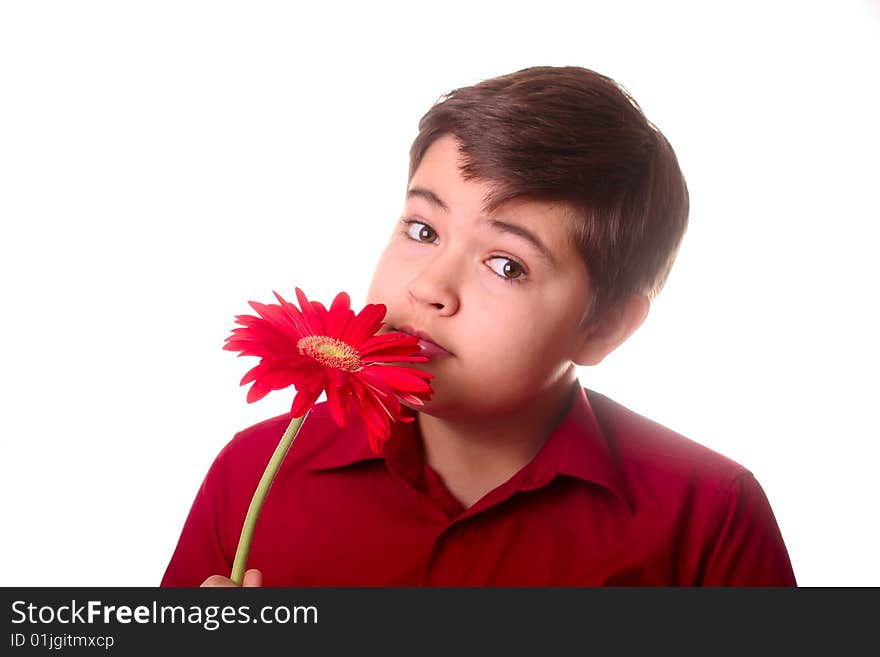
[{"xmin": 200, "ymin": 568, "xmax": 263, "ymax": 587}]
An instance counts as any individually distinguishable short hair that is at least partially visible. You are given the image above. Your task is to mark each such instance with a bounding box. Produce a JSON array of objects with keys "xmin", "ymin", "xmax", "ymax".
[{"xmin": 408, "ymin": 65, "xmax": 690, "ymax": 327}]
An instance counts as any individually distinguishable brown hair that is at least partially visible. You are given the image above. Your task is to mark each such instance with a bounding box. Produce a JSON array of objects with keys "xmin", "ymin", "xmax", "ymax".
[{"xmin": 408, "ymin": 65, "xmax": 689, "ymax": 327}]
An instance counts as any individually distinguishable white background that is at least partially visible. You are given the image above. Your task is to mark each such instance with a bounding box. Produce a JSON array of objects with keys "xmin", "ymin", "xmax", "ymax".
[{"xmin": 1, "ymin": 1, "xmax": 877, "ymax": 587}]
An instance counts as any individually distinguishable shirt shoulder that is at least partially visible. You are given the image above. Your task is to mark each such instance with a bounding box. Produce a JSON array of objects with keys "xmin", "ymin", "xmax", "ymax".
[
  {"xmin": 585, "ymin": 387, "xmax": 749, "ymax": 490},
  {"xmin": 582, "ymin": 389, "xmax": 795, "ymax": 584}
]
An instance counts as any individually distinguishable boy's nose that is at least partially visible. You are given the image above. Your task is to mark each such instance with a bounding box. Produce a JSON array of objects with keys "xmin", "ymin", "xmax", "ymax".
[{"xmin": 407, "ymin": 255, "xmax": 461, "ymax": 316}]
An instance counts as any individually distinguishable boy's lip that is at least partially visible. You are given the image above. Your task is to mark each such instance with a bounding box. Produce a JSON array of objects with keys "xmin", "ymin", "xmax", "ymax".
[{"xmin": 394, "ymin": 324, "xmax": 453, "ymax": 358}]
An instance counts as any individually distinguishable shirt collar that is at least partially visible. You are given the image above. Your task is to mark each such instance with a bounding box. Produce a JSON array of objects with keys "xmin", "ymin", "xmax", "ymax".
[
  {"xmin": 305, "ymin": 384, "xmax": 634, "ymax": 515},
  {"xmin": 518, "ymin": 384, "xmax": 635, "ymax": 514}
]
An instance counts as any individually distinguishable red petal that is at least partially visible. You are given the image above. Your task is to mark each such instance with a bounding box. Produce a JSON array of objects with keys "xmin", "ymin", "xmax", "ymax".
[
  {"xmin": 349, "ymin": 375, "xmax": 366, "ymax": 400},
  {"xmin": 357, "ymin": 332, "xmax": 420, "ymax": 355},
  {"xmin": 272, "ymin": 291, "xmax": 311, "ymax": 336},
  {"xmin": 295, "ymin": 288, "xmax": 326, "ymax": 335},
  {"xmin": 246, "ymin": 380, "xmax": 271, "ymax": 403},
  {"xmin": 367, "ymin": 432, "xmax": 384, "ymax": 456},
  {"xmin": 259, "ymin": 362, "xmax": 311, "ymax": 389},
  {"xmin": 361, "ymin": 355, "xmax": 430, "ymax": 364},
  {"xmin": 240, "ymin": 363, "xmax": 263, "ymax": 386},
  {"xmin": 353, "ymin": 394, "xmax": 391, "ymax": 454},
  {"xmin": 365, "ymin": 365, "xmax": 434, "ymax": 393},
  {"xmin": 356, "ymin": 370, "xmax": 402, "ymax": 418},
  {"xmin": 325, "ymin": 382, "xmax": 348, "ymax": 427},
  {"xmin": 397, "ymin": 392, "xmax": 427, "ymax": 406},
  {"xmin": 343, "ymin": 302, "xmax": 386, "ymax": 347},
  {"xmin": 324, "ymin": 291, "xmax": 354, "ymax": 339},
  {"xmin": 290, "ymin": 385, "xmax": 323, "ymax": 418},
  {"xmin": 249, "ymin": 299, "xmax": 300, "ymax": 335}
]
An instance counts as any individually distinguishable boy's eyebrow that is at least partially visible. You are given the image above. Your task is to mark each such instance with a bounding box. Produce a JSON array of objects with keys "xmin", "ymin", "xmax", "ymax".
[
  {"xmin": 487, "ymin": 219, "xmax": 556, "ymax": 265},
  {"xmin": 406, "ymin": 186, "xmax": 449, "ymax": 212}
]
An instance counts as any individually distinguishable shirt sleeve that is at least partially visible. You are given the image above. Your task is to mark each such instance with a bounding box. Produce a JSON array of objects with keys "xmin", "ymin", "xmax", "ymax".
[
  {"xmin": 699, "ymin": 472, "xmax": 797, "ymax": 586},
  {"xmin": 160, "ymin": 447, "xmax": 235, "ymax": 587}
]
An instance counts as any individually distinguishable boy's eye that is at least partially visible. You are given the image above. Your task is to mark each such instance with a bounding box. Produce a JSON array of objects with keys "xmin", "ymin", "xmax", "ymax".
[
  {"xmin": 405, "ymin": 221, "xmax": 438, "ymax": 243},
  {"xmin": 486, "ymin": 256, "xmax": 526, "ymax": 282}
]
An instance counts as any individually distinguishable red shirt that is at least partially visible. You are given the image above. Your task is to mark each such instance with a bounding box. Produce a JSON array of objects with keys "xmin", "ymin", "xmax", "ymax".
[{"xmin": 161, "ymin": 385, "xmax": 796, "ymax": 586}]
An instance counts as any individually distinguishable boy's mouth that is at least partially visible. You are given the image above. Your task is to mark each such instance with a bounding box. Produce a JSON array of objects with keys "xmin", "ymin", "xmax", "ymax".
[{"xmin": 392, "ymin": 325, "xmax": 453, "ymax": 358}]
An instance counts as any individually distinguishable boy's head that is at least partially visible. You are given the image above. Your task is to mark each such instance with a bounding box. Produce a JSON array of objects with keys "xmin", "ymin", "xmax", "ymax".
[
  {"xmin": 367, "ymin": 66, "xmax": 689, "ymax": 418},
  {"xmin": 408, "ymin": 65, "xmax": 689, "ymax": 328}
]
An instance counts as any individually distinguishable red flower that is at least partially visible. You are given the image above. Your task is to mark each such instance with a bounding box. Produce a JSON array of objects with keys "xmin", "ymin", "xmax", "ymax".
[{"xmin": 223, "ymin": 287, "xmax": 433, "ymax": 454}]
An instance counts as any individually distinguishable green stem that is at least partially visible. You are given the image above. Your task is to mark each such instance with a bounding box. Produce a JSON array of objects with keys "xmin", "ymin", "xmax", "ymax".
[{"xmin": 230, "ymin": 411, "xmax": 309, "ymax": 585}]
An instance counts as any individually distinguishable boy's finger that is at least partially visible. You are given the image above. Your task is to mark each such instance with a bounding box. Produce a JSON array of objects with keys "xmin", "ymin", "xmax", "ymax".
[
  {"xmin": 200, "ymin": 575, "xmax": 239, "ymax": 587},
  {"xmin": 242, "ymin": 568, "xmax": 263, "ymax": 587}
]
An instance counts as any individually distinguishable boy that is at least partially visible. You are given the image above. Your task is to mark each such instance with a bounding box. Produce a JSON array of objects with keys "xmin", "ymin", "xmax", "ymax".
[{"xmin": 162, "ymin": 66, "xmax": 796, "ymax": 586}]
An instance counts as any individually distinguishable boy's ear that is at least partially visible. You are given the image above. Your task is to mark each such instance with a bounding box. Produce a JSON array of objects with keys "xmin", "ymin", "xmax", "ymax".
[{"xmin": 574, "ymin": 294, "xmax": 650, "ymax": 366}]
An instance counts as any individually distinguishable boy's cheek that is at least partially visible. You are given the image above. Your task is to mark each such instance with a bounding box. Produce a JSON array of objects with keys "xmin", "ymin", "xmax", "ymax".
[
  {"xmin": 365, "ymin": 284, "xmax": 401, "ymax": 311},
  {"xmin": 371, "ymin": 264, "xmax": 409, "ymax": 306},
  {"xmin": 364, "ymin": 268, "xmax": 395, "ymax": 307}
]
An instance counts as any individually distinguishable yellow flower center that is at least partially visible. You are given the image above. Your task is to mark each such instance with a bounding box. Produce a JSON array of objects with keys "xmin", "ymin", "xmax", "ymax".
[{"xmin": 297, "ymin": 335, "xmax": 363, "ymax": 372}]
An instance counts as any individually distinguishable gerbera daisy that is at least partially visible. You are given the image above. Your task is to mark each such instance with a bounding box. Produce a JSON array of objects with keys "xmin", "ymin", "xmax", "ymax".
[{"xmin": 223, "ymin": 287, "xmax": 433, "ymax": 454}]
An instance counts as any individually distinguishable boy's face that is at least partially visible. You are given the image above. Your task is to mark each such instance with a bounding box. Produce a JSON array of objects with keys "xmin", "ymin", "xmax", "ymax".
[{"xmin": 367, "ymin": 134, "xmax": 593, "ymax": 419}]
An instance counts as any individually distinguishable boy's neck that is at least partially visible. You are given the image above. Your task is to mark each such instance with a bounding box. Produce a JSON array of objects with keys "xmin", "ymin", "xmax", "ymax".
[{"xmin": 415, "ymin": 370, "xmax": 580, "ymax": 509}]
